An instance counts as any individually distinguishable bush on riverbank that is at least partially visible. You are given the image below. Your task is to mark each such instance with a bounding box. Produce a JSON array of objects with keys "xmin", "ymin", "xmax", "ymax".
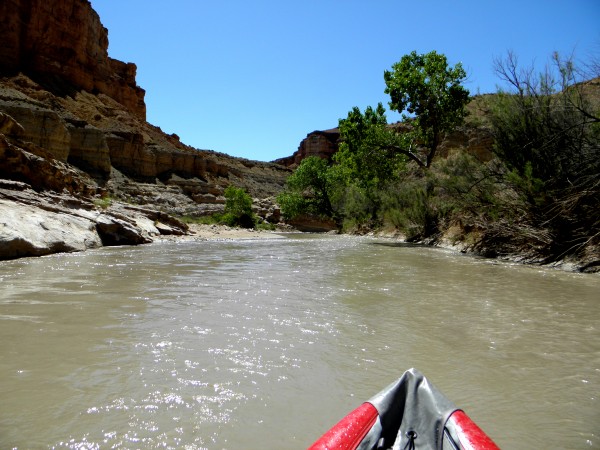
[{"xmin": 179, "ymin": 186, "xmax": 279, "ymax": 231}]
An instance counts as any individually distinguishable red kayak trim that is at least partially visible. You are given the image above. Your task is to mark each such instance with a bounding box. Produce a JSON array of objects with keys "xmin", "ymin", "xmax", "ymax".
[
  {"xmin": 308, "ymin": 402, "xmax": 379, "ymax": 450},
  {"xmin": 446, "ymin": 410, "xmax": 500, "ymax": 450}
]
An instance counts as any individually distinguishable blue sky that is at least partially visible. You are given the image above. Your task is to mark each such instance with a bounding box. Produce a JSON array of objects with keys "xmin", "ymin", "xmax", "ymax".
[{"xmin": 90, "ymin": 1, "xmax": 599, "ymax": 162}]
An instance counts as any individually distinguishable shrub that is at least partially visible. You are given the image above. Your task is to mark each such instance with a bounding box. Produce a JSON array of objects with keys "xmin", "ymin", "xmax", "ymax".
[
  {"xmin": 333, "ymin": 183, "xmax": 375, "ymax": 228},
  {"xmin": 380, "ymin": 177, "xmax": 444, "ymax": 241},
  {"xmin": 93, "ymin": 195, "xmax": 112, "ymax": 209},
  {"xmin": 223, "ymin": 186, "xmax": 256, "ymax": 229}
]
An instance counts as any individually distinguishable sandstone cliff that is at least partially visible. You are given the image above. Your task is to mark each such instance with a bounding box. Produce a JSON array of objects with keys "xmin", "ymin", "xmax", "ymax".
[
  {"xmin": 0, "ymin": 0, "xmax": 291, "ymax": 260},
  {"xmin": 1, "ymin": 0, "xmax": 146, "ymax": 119},
  {"xmin": 274, "ymin": 128, "xmax": 340, "ymax": 168}
]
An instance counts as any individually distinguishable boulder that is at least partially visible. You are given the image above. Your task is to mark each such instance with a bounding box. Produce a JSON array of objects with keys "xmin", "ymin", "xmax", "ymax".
[
  {"xmin": 0, "ymin": 198, "xmax": 102, "ymax": 259},
  {"xmin": 94, "ymin": 213, "xmax": 152, "ymax": 246}
]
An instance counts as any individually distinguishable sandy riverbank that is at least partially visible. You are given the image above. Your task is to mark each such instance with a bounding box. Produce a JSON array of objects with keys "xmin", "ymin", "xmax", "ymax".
[{"xmin": 158, "ymin": 224, "xmax": 289, "ymax": 242}]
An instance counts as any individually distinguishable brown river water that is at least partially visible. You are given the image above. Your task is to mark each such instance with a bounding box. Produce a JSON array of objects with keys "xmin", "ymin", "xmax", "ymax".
[{"xmin": 1, "ymin": 234, "xmax": 598, "ymax": 449}]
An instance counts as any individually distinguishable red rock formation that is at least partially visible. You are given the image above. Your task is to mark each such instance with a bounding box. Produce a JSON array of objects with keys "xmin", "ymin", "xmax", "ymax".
[
  {"xmin": 0, "ymin": 0, "xmax": 146, "ymax": 118},
  {"xmin": 274, "ymin": 128, "xmax": 340, "ymax": 168}
]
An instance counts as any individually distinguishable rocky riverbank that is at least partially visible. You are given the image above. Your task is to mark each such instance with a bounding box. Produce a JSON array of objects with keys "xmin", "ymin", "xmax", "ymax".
[{"xmin": 0, "ymin": 180, "xmax": 188, "ymax": 259}]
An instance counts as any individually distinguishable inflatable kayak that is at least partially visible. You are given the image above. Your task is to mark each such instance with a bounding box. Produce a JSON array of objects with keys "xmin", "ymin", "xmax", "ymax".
[{"xmin": 308, "ymin": 368, "xmax": 500, "ymax": 450}]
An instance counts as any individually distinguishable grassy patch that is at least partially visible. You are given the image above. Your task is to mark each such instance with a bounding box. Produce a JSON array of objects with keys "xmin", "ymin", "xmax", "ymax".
[{"xmin": 93, "ymin": 196, "xmax": 112, "ymax": 209}]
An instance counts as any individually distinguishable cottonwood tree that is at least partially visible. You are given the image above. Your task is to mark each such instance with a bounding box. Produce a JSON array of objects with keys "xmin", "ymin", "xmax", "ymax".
[
  {"xmin": 384, "ymin": 50, "xmax": 470, "ymax": 168},
  {"xmin": 278, "ymin": 51, "xmax": 471, "ymax": 224},
  {"xmin": 334, "ymin": 103, "xmax": 404, "ymax": 193}
]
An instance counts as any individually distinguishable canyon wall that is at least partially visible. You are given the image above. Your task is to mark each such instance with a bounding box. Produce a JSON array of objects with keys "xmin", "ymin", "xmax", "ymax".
[
  {"xmin": 0, "ymin": 0, "xmax": 146, "ymax": 118},
  {"xmin": 0, "ymin": 0, "xmax": 290, "ymax": 203}
]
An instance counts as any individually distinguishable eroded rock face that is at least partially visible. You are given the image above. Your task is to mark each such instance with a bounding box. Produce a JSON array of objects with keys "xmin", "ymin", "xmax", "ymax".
[
  {"xmin": 0, "ymin": 103, "xmax": 71, "ymax": 161},
  {"xmin": 0, "ymin": 184, "xmax": 188, "ymax": 260},
  {"xmin": 67, "ymin": 122, "xmax": 112, "ymax": 175},
  {"xmin": 0, "ymin": 74, "xmax": 290, "ymax": 213},
  {"xmin": 274, "ymin": 128, "xmax": 340, "ymax": 168},
  {"xmin": 0, "ymin": 0, "xmax": 146, "ymax": 118},
  {"xmin": 0, "ymin": 133, "xmax": 98, "ymax": 195}
]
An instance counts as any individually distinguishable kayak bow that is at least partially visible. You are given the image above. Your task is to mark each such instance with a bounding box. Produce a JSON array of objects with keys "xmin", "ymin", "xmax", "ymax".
[{"xmin": 309, "ymin": 368, "xmax": 499, "ymax": 450}]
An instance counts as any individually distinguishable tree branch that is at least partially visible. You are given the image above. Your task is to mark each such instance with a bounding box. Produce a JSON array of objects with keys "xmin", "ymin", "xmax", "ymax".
[{"xmin": 387, "ymin": 144, "xmax": 427, "ymax": 168}]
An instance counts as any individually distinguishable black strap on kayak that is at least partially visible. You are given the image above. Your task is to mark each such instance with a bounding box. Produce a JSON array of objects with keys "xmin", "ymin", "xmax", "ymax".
[
  {"xmin": 403, "ymin": 430, "xmax": 417, "ymax": 450},
  {"xmin": 443, "ymin": 428, "xmax": 460, "ymax": 450}
]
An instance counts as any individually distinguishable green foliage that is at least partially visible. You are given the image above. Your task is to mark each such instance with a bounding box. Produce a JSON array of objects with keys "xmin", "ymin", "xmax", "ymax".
[
  {"xmin": 276, "ymin": 49, "xmax": 598, "ymax": 263},
  {"xmin": 277, "ymin": 156, "xmax": 334, "ymax": 219},
  {"xmin": 277, "ymin": 51, "xmax": 470, "ymax": 231},
  {"xmin": 277, "ymin": 191, "xmax": 309, "ymax": 220},
  {"xmin": 423, "ymin": 48, "xmax": 600, "ymax": 263},
  {"xmin": 384, "ymin": 50, "xmax": 470, "ymax": 167},
  {"xmin": 381, "ymin": 181, "xmax": 430, "ymax": 240},
  {"xmin": 486, "ymin": 51, "xmax": 600, "ymax": 260},
  {"xmin": 334, "ymin": 103, "xmax": 406, "ymax": 191},
  {"xmin": 380, "ymin": 174, "xmax": 454, "ymax": 241},
  {"xmin": 93, "ymin": 195, "xmax": 112, "ymax": 209},
  {"xmin": 224, "ymin": 185, "xmax": 253, "ymax": 216},
  {"xmin": 329, "ymin": 104, "xmax": 408, "ymax": 225},
  {"xmin": 489, "ymin": 51, "xmax": 600, "ymax": 192},
  {"xmin": 505, "ymin": 162, "xmax": 546, "ymax": 206},
  {"xmin": 335, "ymin": 183, "xmax": 375, "ymax": 229},
  {"xmin": 222, "ymin": 185, "xmax": 255, "ymax": 228},
  {"xmin": 255, "ymin": 221, "xmax": 276, "ymax": 231}
]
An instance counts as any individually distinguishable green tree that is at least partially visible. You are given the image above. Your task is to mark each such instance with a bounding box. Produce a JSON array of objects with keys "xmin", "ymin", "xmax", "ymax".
[
  {"xmin": 222, "ymin": 185, "xmax": 255, "ymax": 228},
  {"xmin": 384, "ymin": 50, "xmax": 470, "ymax": 168},
  {"xmin": 278, "ymin": 51, "xmax": 471, "ymax": 233},
  {"xmin": 334, "ymin": 103, "xmax": 404, "ymax": 192},
  {"xmin": 277, "ymin": 156, "xmax": 333, "ymax": 220},
  {"xmin": 332, "ymin": 104, "xmax": 407, "ymax": 224}
]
